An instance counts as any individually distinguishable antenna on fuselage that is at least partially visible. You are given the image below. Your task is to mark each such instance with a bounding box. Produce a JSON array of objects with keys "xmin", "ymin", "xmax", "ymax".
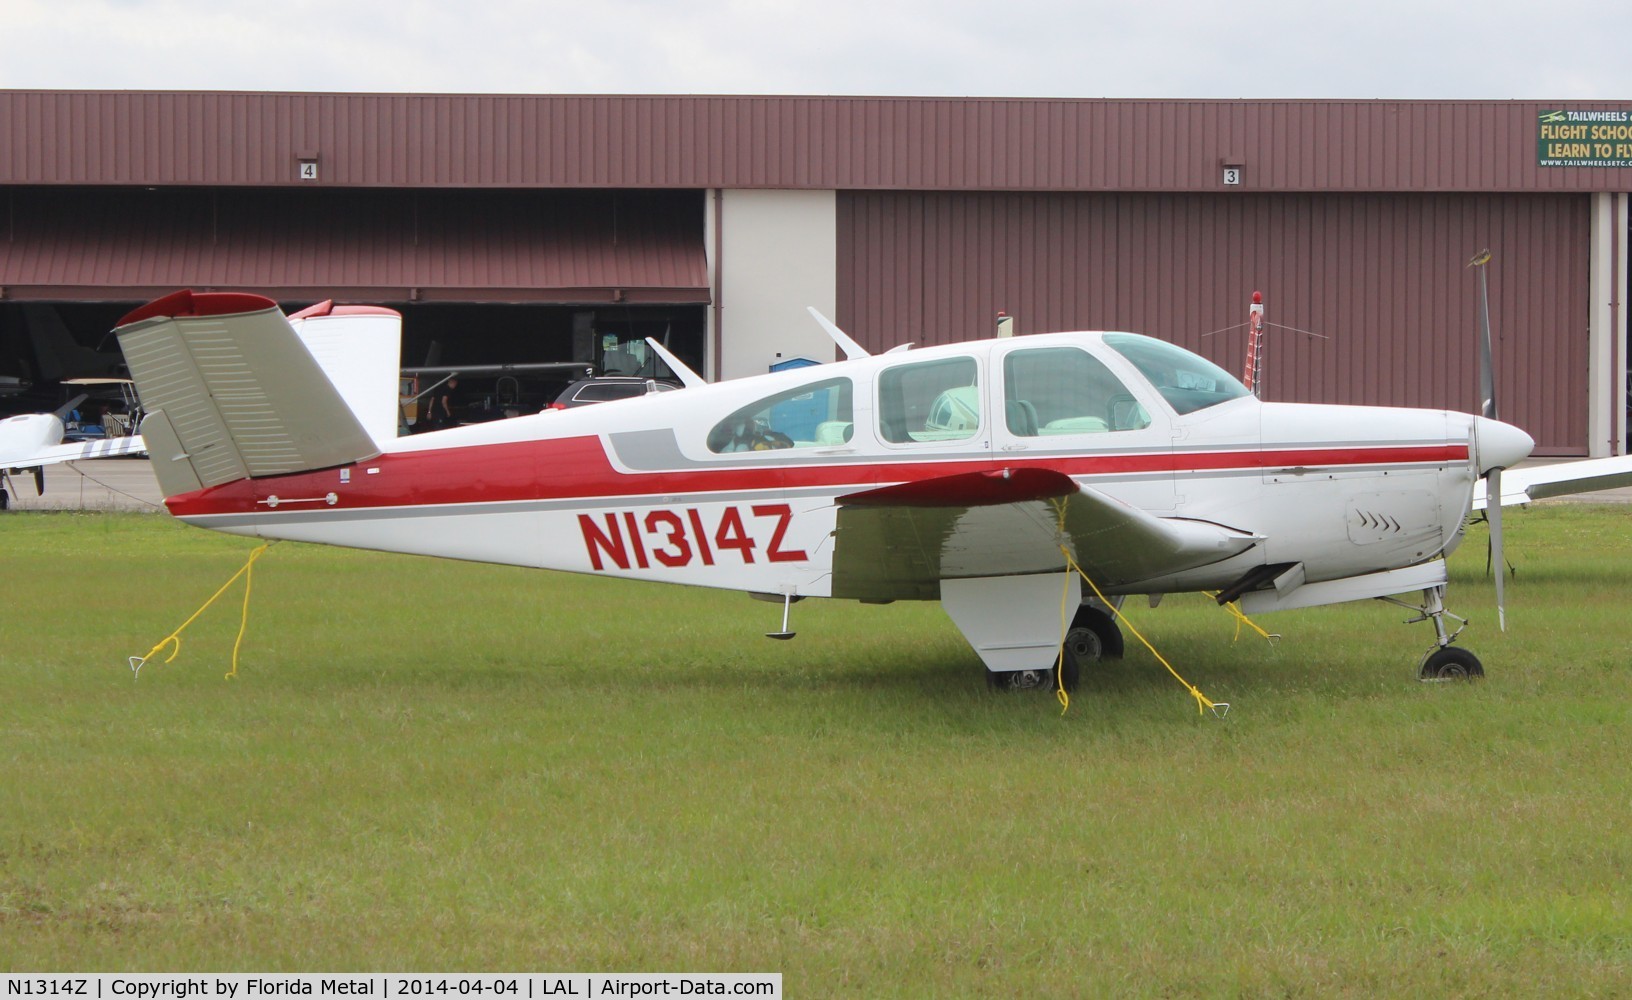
[
  {"xmin": 806, "ymin": 307, "xmax": 870, "ymax": 360},
  {"xmin": 643, "ymin": 337, "xmax": 707, "ymax": 388}
]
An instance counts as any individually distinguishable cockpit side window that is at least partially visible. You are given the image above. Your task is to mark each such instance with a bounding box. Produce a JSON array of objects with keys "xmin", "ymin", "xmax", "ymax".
[
  {"xmin": 1002, "ymin": 347, "xmax": 1150, "ymax": 435},
  {"xmin": 1102, "ymin": 333, "xmax": 1250, "ymax": 415},
  {"xmin": 707, "ymin": 377, "xmax": 854, "ymax": 453},
  {"xmin": 877, "ymin": 357, "xmax": 980, "ymax": 443}
]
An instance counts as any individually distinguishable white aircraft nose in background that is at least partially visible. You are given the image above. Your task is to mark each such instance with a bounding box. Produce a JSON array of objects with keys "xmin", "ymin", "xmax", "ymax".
[{"xmin": 0, "ymin": 399, "xmax": 148, "ymax": 508}]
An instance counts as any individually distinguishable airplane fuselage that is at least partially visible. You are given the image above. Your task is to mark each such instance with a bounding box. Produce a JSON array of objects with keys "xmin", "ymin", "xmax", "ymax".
[{"xmin": 158, "ymin": 332, "xmax": 1524, "ymax": 604}]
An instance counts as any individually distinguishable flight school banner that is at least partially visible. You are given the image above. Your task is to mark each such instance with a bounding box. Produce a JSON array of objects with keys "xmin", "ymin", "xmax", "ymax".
[{"xmin": 1538, "ymin": 109, "xmax": 1632, "ymax": 167}]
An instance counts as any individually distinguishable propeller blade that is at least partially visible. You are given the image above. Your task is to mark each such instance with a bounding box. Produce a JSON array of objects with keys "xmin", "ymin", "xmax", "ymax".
[
  {"xmin": 1488, "ymin": 466, "xmax": 1505, "ymax": 631},
  {"xmin": 1472, "ymin": 251, "xmax": 1507, "ymax": 630},
  {"xmin": 1475, "ymin": 263, "xmax": 1497, "ymax": 420},
  {"xmin": 51, "ymin": 392, "xmax": 89, "ymax": 421}
]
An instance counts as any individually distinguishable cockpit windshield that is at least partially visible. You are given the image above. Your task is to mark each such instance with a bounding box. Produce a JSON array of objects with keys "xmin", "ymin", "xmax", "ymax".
[{"xmin": 1102, "ymin": 334, "xmax": 1251, "ymax": 415}]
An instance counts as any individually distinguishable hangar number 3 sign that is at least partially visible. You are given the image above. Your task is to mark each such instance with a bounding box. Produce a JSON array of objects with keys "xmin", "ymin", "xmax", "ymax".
[{"xmin": 1538, "ymin": 109, "xmax": 1632, "ymax": 167}]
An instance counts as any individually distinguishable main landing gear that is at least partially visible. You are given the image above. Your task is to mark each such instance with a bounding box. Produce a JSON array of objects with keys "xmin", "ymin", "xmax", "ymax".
[
  {"xmin": 987, "ymin": 603, "xmax": 1124, "ymax": 692},
  {"xmin": 1388, "ymin": 584, "xmax": 1485, "ymax": 682}
]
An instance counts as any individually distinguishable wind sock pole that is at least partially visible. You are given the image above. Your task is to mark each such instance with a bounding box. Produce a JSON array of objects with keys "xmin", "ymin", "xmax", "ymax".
[{"xmin": 1242, "ymin": 291, "xmax": 1265, "ymax": 397}]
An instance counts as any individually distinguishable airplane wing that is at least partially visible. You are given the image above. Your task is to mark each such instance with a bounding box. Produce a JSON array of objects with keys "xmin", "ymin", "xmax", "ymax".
[
  {"xmin": 829, "ymin": 468, "xmax": 1261, "ymax": 602},
  {"xmin": 7, "ymin": 434, "xmax": 146, "ymax": 469},
  {"xmin": 1472, "ymin": 456, "xmax": 1632, "ymax": 510}
]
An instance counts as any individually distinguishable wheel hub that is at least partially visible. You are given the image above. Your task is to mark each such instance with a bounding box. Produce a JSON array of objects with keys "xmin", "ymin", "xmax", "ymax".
[{"xmin": 1065, "ymin": 627, "xmax": 1102, "ymax": 662}]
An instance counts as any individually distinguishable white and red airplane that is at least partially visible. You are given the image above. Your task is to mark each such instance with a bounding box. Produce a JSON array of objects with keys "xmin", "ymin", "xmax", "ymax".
[{"xmin": 112, "ymin": 289, "xmax": 1624, "ymax": 689}]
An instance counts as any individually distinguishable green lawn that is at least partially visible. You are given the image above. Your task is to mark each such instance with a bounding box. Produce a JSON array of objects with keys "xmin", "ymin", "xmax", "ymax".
[{"xmin": 3, "ymin": 508, "xmax": 1631, "ymax": 996}]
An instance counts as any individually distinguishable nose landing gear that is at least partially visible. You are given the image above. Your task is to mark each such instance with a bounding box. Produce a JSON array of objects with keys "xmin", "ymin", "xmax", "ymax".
[
  {"xmin": 1419, "ymin": 645, "xmax": 1484, "ymax": 680},
  {"xmin": 1384, "ymin": 584, "xmax": 1484, "ymax": 681}
]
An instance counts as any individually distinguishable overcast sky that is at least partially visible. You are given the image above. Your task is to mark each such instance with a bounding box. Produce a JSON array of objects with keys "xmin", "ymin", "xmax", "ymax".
[{"xmin": 3, "ymin": 0, "xmax": 1629, "ymax": 100}]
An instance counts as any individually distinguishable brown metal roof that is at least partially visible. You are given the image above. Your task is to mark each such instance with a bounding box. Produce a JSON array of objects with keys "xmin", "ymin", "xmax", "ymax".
[
  {"xmin": 0, "ymin": 187, "xmax": 708, "ymax": 303},
  {"xmin": 4, "ymin": 92, "xmax": 1631, "ymax": 192}
]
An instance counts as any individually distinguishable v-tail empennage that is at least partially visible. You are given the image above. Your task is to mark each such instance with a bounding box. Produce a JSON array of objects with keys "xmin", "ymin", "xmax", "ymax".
[{"xmin": 115, "ymin": 290, "xmax": 385, "ymax": 501}]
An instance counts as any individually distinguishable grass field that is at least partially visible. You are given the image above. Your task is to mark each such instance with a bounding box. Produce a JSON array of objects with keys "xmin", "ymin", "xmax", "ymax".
[{"xmin": 3, "ymin": 507, "xmax": 1632, "ymax": 995}]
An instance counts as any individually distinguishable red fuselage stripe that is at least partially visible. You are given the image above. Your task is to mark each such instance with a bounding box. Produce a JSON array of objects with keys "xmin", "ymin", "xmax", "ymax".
[{"xmin": 166, "ymin": 436, "xmax": 1471, "ymax": 516}]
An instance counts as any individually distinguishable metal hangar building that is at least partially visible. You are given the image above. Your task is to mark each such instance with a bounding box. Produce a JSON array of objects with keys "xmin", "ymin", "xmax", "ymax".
[{"xmin": 1, "ymin": 92, "xmax": 1628, "ymax": 455}]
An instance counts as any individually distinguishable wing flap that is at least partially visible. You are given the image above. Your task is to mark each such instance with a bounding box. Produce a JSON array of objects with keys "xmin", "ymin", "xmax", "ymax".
[{"xmin": 831, "ymin": 471, "xmax": 1261, "ymax": 601}]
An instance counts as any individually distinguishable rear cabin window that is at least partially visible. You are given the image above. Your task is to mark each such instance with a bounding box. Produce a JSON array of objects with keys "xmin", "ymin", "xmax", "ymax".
[
  {"xmin": 707, "ymin": 378, "xmax": 854, "ymax": 453},
  {"xmin": 1002, "ymin": 347, "xmax": 1150, "ymax": 435},
  {"xmin": 877, "ymin": 357, "xmax": 981, "ymax": 444}
]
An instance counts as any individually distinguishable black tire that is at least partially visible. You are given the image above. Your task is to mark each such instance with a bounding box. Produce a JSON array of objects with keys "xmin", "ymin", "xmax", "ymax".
[
  {"xmin": 1419, "ymin": 646, "xmax": 1485, "ymax": 681},
  {"xmin": 1056, "ymin": 606, "xmax": 1124, "ymax": 692},
  {"xmin": 986, "ymin": 607, "xmax": 1125, "ymax": 694},
  {"xmin": 985, "ymin": 668, "xmax": 1050, "ymax": 692}
]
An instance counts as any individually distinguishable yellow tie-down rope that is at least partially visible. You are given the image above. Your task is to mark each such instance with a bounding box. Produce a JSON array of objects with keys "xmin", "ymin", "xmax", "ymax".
[
  {"xmin": 1050, "ymin": 499, "xmax": 1229, "ymax": 718},
  {"xmin": 129, "ymin": 542, "xmax": 274, "ymax": 680},
  {"xmin": 1206, "ymin": 592, "xmax": 1281, "ymax": 647}
]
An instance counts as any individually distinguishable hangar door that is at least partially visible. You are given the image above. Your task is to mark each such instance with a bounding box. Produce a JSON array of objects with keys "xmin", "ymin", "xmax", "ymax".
[
  {"xmin": 838, "ymin": 191, "xmax": 1590, "ymax": 455},
  {"xmin": 0, "ymin": 187, "xmax": 709, "ymax": 413}
]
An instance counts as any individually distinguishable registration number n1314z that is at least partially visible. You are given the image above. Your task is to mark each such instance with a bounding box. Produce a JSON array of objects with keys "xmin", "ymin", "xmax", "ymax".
[{"xmin": 579, "ymin": 503, "xmax": 807, "ymax": 570}]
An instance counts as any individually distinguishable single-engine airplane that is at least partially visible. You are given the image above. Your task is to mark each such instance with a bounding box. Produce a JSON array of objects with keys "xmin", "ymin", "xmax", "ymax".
[
  {"xmin": 112, "ymin": 288, "xmax": 1625, "ymax": 688},
  {"xmin": 0, "ymin": 394, "xmax": 146, "ymax": 508}
]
